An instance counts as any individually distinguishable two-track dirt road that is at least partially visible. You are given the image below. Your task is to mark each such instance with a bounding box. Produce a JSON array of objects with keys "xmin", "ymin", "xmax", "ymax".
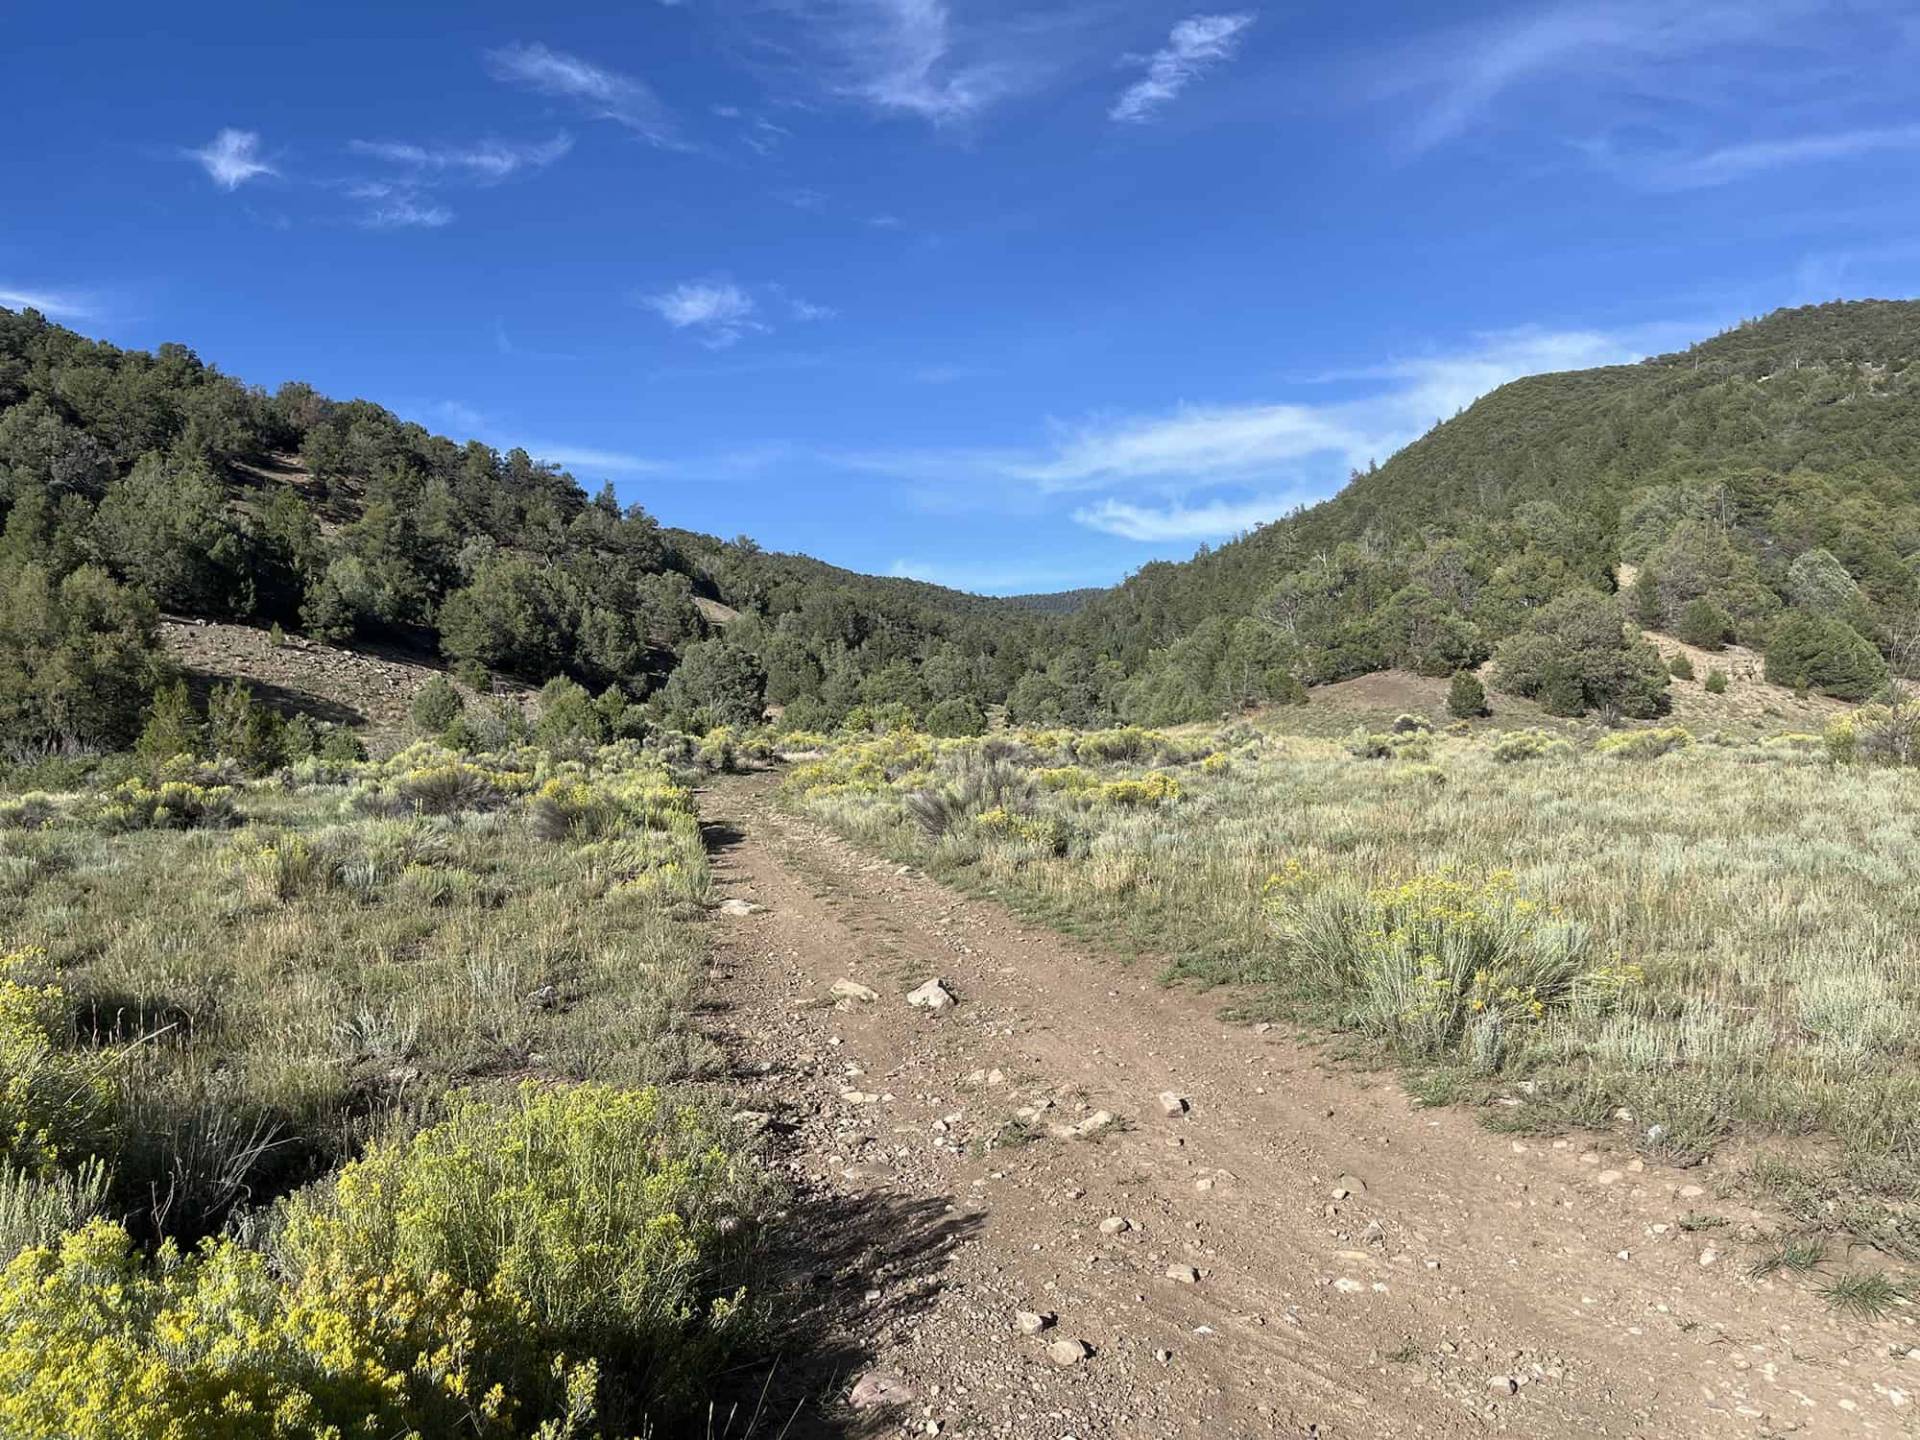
[{"xmin": 696, "ymin": 772, "xmax": 1917, "ymax": 1438}]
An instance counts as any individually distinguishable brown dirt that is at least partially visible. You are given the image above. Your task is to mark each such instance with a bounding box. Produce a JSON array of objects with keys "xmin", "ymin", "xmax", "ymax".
[
  {"xmin": 159, "ymin": 618, "xmax": 523, "ymax": 751},
  {"xmin": 697, "ymin": 771, "xmax": 1918, "ymax": 1439}
]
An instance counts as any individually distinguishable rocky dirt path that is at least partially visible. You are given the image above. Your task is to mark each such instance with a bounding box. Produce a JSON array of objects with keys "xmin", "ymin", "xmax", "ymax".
[{"xmin": 697, "ymin": 772, "xmax": 1918, "ymax": 1439}]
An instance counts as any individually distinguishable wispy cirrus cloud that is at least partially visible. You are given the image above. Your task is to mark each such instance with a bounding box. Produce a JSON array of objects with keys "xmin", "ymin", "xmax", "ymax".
[
  {"xmin": 638, "ymin": 279, "xmax": 837, "ymax": 345},
  {"xmin": 1381, "ymin": 3, "xmax": 1788, "ymax": 154},
  {"xmin": 1073, "ymin": 493, "xmax": 1312, "ymax": 542},
  {"xmin": 1378, "ymin": 0, "xmax": 1920, "ymax": 201},
  {"xmin": 639, "ymin": 280, "xmax": 767, "ymax": 347},
  {"xmin": 0, "ymin": 285, "xmax": 99, "ymax": 321},
  {"xmin": 1110, "ymin": 13, "xmax": 1254, "ymax": 124},
  {"xmin": 1642, "ymin": 123, "xmax": 1920, "ymax": 189},
  {"xmin": 186, "ymin": 128, "xmax": 275, "ymax": 189},
  {"xmin": 348, "ymin": 134, "xmax": 573, "ymax": 181},
  {"xmin": 486, "ymin": 42, "xmax": 681, "ymax": 147},
  {"xmin": 844, "ymin": 322, "xmax": 1691, "ymax": 542},
  {"xmin": 769, "ymin": 0, "xmax": 1057, "ymax": 127},
  {"xmin": 356, "ymin": 192, "xmax": 455, "ymax": 229}
]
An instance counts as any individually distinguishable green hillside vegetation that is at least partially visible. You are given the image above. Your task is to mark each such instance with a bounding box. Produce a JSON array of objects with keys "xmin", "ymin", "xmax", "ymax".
[
  {"xmin": 0, "ymin": 724, "xmax": 787, "ymax": 1435},
  {"xmin": 7, "ymin": 300, "xmax": 1920, "ymax": 755},
  {"xmin": 0, "ymin": 304, "xmax": 1058, "ymax": 750},
  {"xmin": 1074, "ymin": 300, "xmax": 1920, "ymax": 720}
]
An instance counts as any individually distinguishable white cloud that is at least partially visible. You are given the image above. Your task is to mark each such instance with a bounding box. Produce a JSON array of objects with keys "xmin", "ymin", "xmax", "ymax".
[
  {"xmin": 486, "ymin": 42, "xmax": 680, "ymax": 146},
  {"xmin": 1110, "ymin": 13, "xmax": 1254, "ymax": 124},
  {"xmin": 348, "ymin": 134, "xmax": 573, "ymax": 181},
  {"xmin": 1073, "ymin": 493, "xmax": 1308, "ymax": 541},
  {"xmin": 1646, "ymin": 123, "xmax": 1920, "ymax": 188},
  {"xmin": 187, "ymin": 128, "xmax": 275, "ymax": 189},
  {"xmin": 1380, "ymin": 1, "xmax": 1871, "ymax": 157},
  {"xmin": 846, "ymin": 322, "xmax": 1689, "ymax": 542},
  {"xmin": 0, "ymin": 286, "xmax": 97, "ymax": 321},
  {"xmin": 784, "ymin": 0, "xmax": 1034, "ymax": 126},
  {"xmin": 360, "ymin": 195, "xmax": 455, "ymax": 229},
  {"xmin": 520, "ymin": 443, "xmax": 660, "ymax": 475},
  {"xmin": 639, "ymin": 281, "xmax": 766, "ymax": 346}
]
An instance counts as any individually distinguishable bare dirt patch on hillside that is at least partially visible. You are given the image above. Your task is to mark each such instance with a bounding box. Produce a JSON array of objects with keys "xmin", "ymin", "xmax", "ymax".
[
  {"xmin": 697, "ymin": 771, "xmax": 1918, "ymax": 1439},
  {"xmin": 159, "ymin": 618, "xmax": 510, "ymax": 748}
]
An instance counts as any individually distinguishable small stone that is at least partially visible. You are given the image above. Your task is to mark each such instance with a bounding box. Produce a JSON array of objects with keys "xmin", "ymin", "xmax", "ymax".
[
  {"xmin": 728, "ymin": 1110, "xmax": 773, "ymax": 1133},
  {"xmin": 907, "ymin": 979, "xmax": 956, "ymax": 1011},
  {"xmin": 718, "ymin": 897, "xmax": 759, "ymax": 916},
  {"xmin": 1158, "ymin": 1090, "xmax": 1190, "ymax": 1118},
  {"xmin": 1699, "ymin": 1248, "xmax": 1720, "ymax": 1267},
  {"xmin": 1488, "ymin": 1375, "xmax": 1519, "ymax": 1396},
  {"xmin": 1361, "ymin": 1220, "xmax": 1385, "ymax": 1245},
  {"xmin": 1166, "ymin": 1264, "xmax": 1200, "ymax": 1284},
  {"xmin": 1099, "ymin": 1216, "xmax": 1132, "ymax": 1235},
  {"xmin": 1596, "ymin": 1169, "xmax": 1624, "ymax": 1185},
  {"xmin": 1153, "ymin": 1347, "xmax": 1173, "ymax": 1363},
  {"xmin": 1047, "ymin": 1338, "xmax": 1090, "ymax": 1367},
  {"xmin": 831, "ymin": 979, "xmax": 879, "ymax": 1003},
  {"xmin": 1064, "ymin": 1110, "xmax": 1114, "ymax": 1139},
  {"xmin": 1014, "ymin": 1310, "xmax": 1054, "ymax": 1336},
  {"xmin": 848, "ymin": 1370, "xmax": 911, "ymax": 1409},
  {"xmin": 1677, "ymin": 1183, "xmax": 1706, "ymax": 1199}
]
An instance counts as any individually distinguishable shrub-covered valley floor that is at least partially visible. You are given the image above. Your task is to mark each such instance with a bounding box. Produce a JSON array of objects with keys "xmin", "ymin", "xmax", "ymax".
[{"xmin": 5, "ymin": 701, "xmax": 1920, "ymax": 1437}]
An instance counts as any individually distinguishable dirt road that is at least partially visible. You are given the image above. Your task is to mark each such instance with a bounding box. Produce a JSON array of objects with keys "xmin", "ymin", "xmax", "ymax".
[{"xmin": 697, "ymin": 772, "xmax": 1918, "ymax": 1438}]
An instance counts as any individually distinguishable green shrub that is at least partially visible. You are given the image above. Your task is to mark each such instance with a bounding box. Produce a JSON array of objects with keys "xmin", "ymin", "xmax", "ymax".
[
  {"xmin": 1446, "ymin": 671, "xmax": 1487, "ymax": 719},
  {"xmin": 1675, "ymin": 597, "xmax": 1734, "ymax": 650},
  {"xmin": 1704, "ymin": 668, "xmax": 1728, "ymax": 694},
  {"xmin": 1346, "ymin": 729, "xmax": 1431, "ymax": 761},
  {"xmin": 0, "ymin": 1158, "xmax": 109, "ymax": 1261},
  {"xmin": 207, "ymin": 682, "xmax": 286, "ymax": 774},
  {"xmin": 1593, "ymin": 726, "xmax": 1695, "ymax": 760},
  {"xmin": 0, "ymin": 1083, "xmax": 781, "ymax": 1438},
  {"xmin": 85, "ymin": 777, "xmax": 238, "ymax": 832},
  {"xmin": 1667, "ymin": 653, "xmax": 1695, "ymax": 680},
  {"xmin": 1097, "ymin": 773, "xmax": 1182, "ymax": 807},
  {"xmin": 410, "ymin": 674, "xmax": 465, "ymax": 737},
  {"xmin": 1489, "ymin": 729, "xmax": 1573, "ymax": 763},
  {"xmin": 1391, "ymin": 713, "xmax": 1432, "ymax": 734},
  {"xmin": 135, "ymin": 681, "xmax": 204, "ymax": 770},
  {"xmin": 1271, "ymin": 872, "xmax": 1636, "ymax": 1059},
  {"xmin": 975, "ymin": 806, "xmax": 1068, "ymax": 854},
  {"xmin": 924, "ymin": 697, "xmax": 986, "ymax": 738},
  {"xmin": 1764, "ymin": 611, "xmax": 1888, "ymax": 701},
  {"xmin": 1826, "ymin": 702, "xmax": 1920, "ymax": 765},
  {"xmin": 277, "ymin": 1082, "xmax": 780, "ymax": 1418},
  {"xmin": 0, "ymin": 954, "xmax": 113, "ymax": 1175},
  {"xmin": 1491, "ymin": 588, "xmax": 1669, "ymax": 718},
  {"xmin": 1073, "ymin": 727, "xmax": 1168, "ymax": 763}
]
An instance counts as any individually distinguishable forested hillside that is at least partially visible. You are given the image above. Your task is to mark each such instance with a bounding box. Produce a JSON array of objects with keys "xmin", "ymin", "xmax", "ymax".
[
  {"xmin": 0, "ymin": 305, "xmax": 1057, "ymax": 749},
  {"xmin": 1075, "ymin": 300, "xmax": 1920, "ymax": 721},
  {"xmin": 3, "ymin": 299, "xmax": 1918, "ymax": 753}
]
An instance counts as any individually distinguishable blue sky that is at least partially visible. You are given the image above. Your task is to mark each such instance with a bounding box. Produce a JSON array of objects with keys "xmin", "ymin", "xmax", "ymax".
[{"xmin": 6, "ymin": 1, "xmax": 1920, "ymax": 593}]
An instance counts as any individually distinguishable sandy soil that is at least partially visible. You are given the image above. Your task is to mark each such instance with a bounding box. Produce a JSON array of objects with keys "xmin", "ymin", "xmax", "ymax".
[{"xmin": 696, "ymin": 770, "xmax": 1917, "ymax": 1439}]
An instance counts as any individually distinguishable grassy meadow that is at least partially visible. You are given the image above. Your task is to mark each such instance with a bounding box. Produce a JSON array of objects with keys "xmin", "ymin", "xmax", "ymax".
[
  {"xmin": 785, "ymin": 710, "xmax": 1920, "ymax": 1282},
  {"xmin": 0, "ymin": 739, "xmax": 781, "ymax": 1438}
]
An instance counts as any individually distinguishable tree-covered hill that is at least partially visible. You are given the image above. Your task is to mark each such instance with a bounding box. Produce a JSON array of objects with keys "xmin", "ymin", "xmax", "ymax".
[
  {"xmin": 0, "ymin": 305, "xmax": 1058, "ymax": 747},
  {"xmin": 3, "ymin": 299, "xmax": 1918, "ymax": 751},
  {"xmin": 1071, "ymin": 300, "xmax": 1920, "ymax": 721}
]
